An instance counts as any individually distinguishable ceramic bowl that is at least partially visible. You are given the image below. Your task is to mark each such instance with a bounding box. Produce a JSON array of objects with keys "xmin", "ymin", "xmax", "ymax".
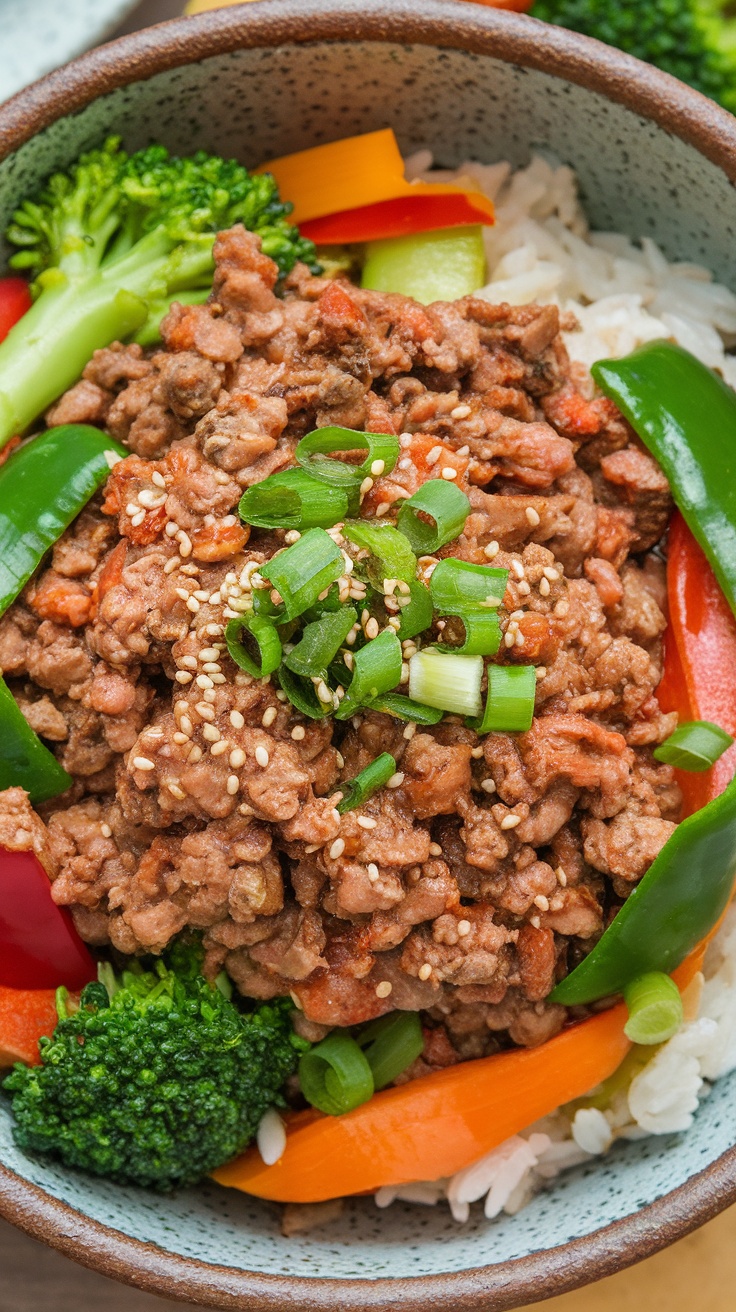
[
  {"xmin": 2, "ymin": 2, "xmax": 736, "ymax": 1307},
  {"xmin": 0, "ymin": 0, "xmax": 140, "ymax": 104}
]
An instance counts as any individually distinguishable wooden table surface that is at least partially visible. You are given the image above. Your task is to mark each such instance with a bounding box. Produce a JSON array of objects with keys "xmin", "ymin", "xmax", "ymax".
[{"xmin": 1, "ymin": 2, "xmax": 733, "ymax": 1308}]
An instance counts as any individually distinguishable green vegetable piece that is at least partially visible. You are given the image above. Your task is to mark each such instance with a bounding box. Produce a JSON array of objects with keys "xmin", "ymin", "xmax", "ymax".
[
  {"xmin": 369, "ymin": 692, "xmax": 444, "ymax": 725},
  {"xmin": 551, "ymin": 772, "xmax": 736, "ymax": 1005},
  {"xmin": 277, "ymin": 664, "xmax": 331, "ymax": 720},
  {"xmin": 225, "ymin": 615, "xmax": 282, "ymax": 678},
  {"xmin": 335, "ymin": 628, "xmax": 403, "ymax": 720},
  {"xmin": 285, "ymin": 607, "xmax": 357, "ymax": 680},
  {"xmin": 623, "ymin": 972, "xmax": 684, "ymax": 1045},
  {"xmin": 397, "ymin": 479, "xmax": 470, "ymax": 554},
  {"xmin": 342, "ymin": 520, "xmax": 417, "ymax": 588},
  {"xmin": 0, "ymin": 675, "xmax": 71, "ymax": 803},
  {"xmin": 409, "ymin": 648, "xmax": 484, "ymax": 718},
  {"xmin": 336, "ymin": 753, "xmax": 397, "ymax": 814},
  {"xmin": 430, "ymin": 557, "xmax": 508, "ymax": 612},
  {"xmin": 295, "ymin": 426, "xmax": 399, "ymax": 490},
  {"xmin": 239, "ymin": 468, "xmax": 349, "ymax": 531},
  {"xmin": 469, "ymin": 664, "xmax": 537, "ymax": 734},
  {"xmin": 357, "ymin": 1011, "xmax": 425, "ymax": 1090},
  {"xmin": 592, "ymin": 342, "xmax": 736, "ymax": 624},
  {"xmin": 435, "ymin": 609, "xmax": 501, "ymax": 656},
  {"xmin": 361, "ymin": 225, "xmax": 486, "ymax": 303},
  {"xmin": 653, "ymin": 719, "xmax": 733, "ymax": 772},
  {"xmin": 298, "ymin": 1032, "xmax": 374, "ymax": 1116},
  {"xmin": 0, "ymin": 136, "xmax": 317, "ymax": 450},
  {"xmin": 0, "ymin": 424, "xmax": 126, "ymax": 618},
  {"xmin": 3, "ymin": 942, "xmax": 307, "ymax": 1189},
  {"xmin": 261, "ymin": 528, "xmax": 343, "ymax": 622},
  {"xmin": 395, "ymin": 580, "xmax": 434, "ymax": 641}
]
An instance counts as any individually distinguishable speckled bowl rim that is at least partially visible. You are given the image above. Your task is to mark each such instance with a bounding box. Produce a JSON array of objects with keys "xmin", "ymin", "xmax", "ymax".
[{"xmin": 2, "ymin": 1, "xmax": 736, "ymax": 1306}]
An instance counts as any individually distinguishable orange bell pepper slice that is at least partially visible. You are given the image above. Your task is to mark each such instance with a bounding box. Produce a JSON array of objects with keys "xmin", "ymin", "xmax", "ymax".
[
  {"xmin": 258, "ymin": 129, "xmax": 494, "ymax": 242},
  {"xmin": 0, "ymin": 986, "xmax": 60, "ymax": 1067}
]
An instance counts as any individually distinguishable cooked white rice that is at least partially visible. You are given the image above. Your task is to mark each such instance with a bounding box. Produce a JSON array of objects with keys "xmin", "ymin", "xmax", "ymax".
[{"xmin": 374, "ymin": 154, "xmax": 736, "ymax": 1224}]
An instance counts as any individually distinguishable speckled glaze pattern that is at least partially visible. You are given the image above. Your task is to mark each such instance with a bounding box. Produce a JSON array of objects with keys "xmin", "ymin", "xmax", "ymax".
[
  {"xmin": 1, "ymin": 4, "xmax": 736, "ymax": 1308},
  {"xmin": 0, "ymin": 0, "xmax": 138, "ymax": 103}
]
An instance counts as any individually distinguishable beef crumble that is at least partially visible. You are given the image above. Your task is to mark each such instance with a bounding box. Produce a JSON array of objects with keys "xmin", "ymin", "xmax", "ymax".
[{"xmin": 0, "ymin": 224, "xmax": 680, "ymax": 1064}]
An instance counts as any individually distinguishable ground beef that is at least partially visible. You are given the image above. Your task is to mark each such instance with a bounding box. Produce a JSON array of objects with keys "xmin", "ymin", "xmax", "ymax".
[{"xmin": 0, "ymin": 224, "xmax": 680, "ymax": 1053}]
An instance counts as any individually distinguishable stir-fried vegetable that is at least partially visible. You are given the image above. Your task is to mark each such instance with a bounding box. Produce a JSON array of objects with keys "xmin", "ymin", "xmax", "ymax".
[
  {"xmin": 0, "ymin": 678, "xmax": 71, "ymax": 803},
  {"xmin": 654, "ymin": 720, "xmax": 733, "ymax": 772},
  {"xmin": 362, "ymin": 226, "xmax": 487, "ymax": 302},
  {"xmin": 623, "ymin": 972, "xmax": 684, "ymax": 1045},
  {"xmin": 0, "ymin": 848, "xmax": 95, "ymax": 991}
]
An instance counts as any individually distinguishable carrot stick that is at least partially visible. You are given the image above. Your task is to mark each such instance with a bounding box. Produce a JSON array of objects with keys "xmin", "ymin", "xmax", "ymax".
[{"xmin": 0, "ymin": 986, "xmax": 59, "ymax": 1067}]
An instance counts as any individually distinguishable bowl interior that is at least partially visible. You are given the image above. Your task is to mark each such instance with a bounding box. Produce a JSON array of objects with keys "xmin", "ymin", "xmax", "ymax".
[{"xmin": 1, "ymin": 20, "xmax": 736, "ymax": 1295}]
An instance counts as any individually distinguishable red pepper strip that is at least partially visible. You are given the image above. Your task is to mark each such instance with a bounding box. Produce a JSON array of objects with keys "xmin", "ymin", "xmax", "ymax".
[
  {"xmin": 0, "ymin": 848, "xmax": 96, "ymax": 991},
  {"xmin": 659, "ymin": 512, "xmax": 736, "ymax": 814},
  {"xmin": 300, "ymin": 193, "xmax": 496, "ymax": 246},
  {"xmin": 0, "ymin": 277, "xmax": 31, "ymax": 345},
  {"xmin": 0, "ymin": 986, "xmax": 59, "ymax": 1067}
]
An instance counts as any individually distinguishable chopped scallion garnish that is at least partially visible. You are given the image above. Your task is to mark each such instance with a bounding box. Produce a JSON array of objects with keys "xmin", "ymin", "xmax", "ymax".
[
  {"xmin": 429, "ymin": 557, "xmax": 508, "ymax": 612},
  {"xmin": 285, "ymin": 607, "xmax": 357, "ymax": 679},
  {"xmin": 356, "ymin": 1011, "xmax": 424, "ymax": 1089},
  {"xmin": 295, "ymin": 426, "xmax": 399, "ymax": 490},
  {"xmin": 277, "ymin": 664, "xmax": 331, "ymax": 719},
  {"xmin": 396, "ymin": 479, "xmax": 470, "ymax": 553},
  {"xmin": 298, "ymin": 1033, "xmax": 374, "ymax": 1116},
  {"xmin": 396, "ymin": 580, "xmax": 434, "ymax": 640},
  {"xmin": 342, "ymin": 520, "xmax": 416, "ymax": 588},
  {"xmin": 238, "ymin": 467, "xmax": 349, "ymax": 530},
  {"xmin": 408, "ymin": 648, "xmax": 483, "ymax": 718},
  {"xmin": 469, "ymin": 664, "xmax": 536, "ymax": 734},
  {"xmin": 261, "ymin": 528, "xmax": 344, "ymax": 622},
  {"xmin": 335, "ymin": 628, "xmax": 403, "ymax": 720},
  {"xmin": 653, "ymin": 720, "xmax": 734, "ymax": 771},
  {"xmin": 369, "ymin": 692, "xmax": 443, "ymax": 724},
  {"xmin": 225, "ymin": 615, "xmax": 282, "ymax": 678},
  {"xmin": 436, "ymin": 610, "xmax": 501, "ymax": 656},
  {"xmin": 623, "ymin": 971, "xmax": 684, "ymax": 1045},
  {"xmin": 336, "ymin": 752, "xmax": 397, "ymax": 814}
]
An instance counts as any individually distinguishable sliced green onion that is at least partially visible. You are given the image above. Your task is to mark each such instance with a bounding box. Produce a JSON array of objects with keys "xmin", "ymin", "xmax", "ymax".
[
  {"xmin": 335, "ymin": 628, "xmax": 403, "ymax": 720},
  {"xmin": 397, "ymin": 480, "xmax": 470, "ymax": 553},
  {"xmin": 342, "ymin": 520, "xmax": 417, "ymax": 588},
  {"xmin": 653, "ymin": 720, "xmax": 734, "ymax": 772},
  {"xmin": 436, "ymin": 610, "xmax": 502, "ymax": 656},
  {"xmin": 469, "ymin": 664, "xmax": 537, "ymax": 734},
  {"xmin": 261, "ymin": 528, "xmax": 343, "ymax": 622},
  {"xmin": 369, "ymin": 692, "xmax": 444, "ymax": 725},
  {"xmin": 277, "ymin": 664, "xmax": 331, "ymax": 719},
  {"xmin": 337, "ymin": 752, "xmax": 397, "ymax": 814},
  {"xmin": 356, "ymin": 1011, "xmax": 424, "ymax": 1090},
  {"xmin": 238, "ymin": 468, "xmax": 349, "ymax": 530},
  {"xmin": 225, "ymin": 615, "xmax": 282, "ymax": 678},
  {"xmin": 251, "ymin": 586, "xmax": 284, "ymax": 620},
  {"xmin": 298, "ymin": 1033, "xmax": 375, "ymax": 1116},
  {"xmin": 296, "ymin": 426, "xmax": 399, "ymax": 490},
  {"xmin": 285, "ymin": 607, "xmax": 357, "ymax": 680},
  {"xmin": 409, "ymin": 648, "xmax": 483, "ymax": 718},
  {"xmin": 396, "ymin": 580, "xmax": 434, "ymax": 640},
  {"xmin": 623, "ymin": 971, "xmax": 684, "ymax": 1045},
  {"xmin": 430, "ymin": 557, "xmax": 508, "ymax": 611}
]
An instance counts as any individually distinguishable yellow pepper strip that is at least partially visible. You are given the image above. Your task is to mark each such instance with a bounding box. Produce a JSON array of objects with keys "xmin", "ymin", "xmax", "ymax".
[{"xmin": 255, "ymin": 129, "xmax": 495, "ymax": 227}]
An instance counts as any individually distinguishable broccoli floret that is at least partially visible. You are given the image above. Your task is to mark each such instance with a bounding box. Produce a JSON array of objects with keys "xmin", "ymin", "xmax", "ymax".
[
  {"xmin": 0, "ymin": 135, "xmax": 317, "ymax": 449},
  {"xmin": 3, "ymin": 943, "xmax": 307, "ymax": 1191},
  {"xmin": 530, "ymin": 0, "xmax": 736, "ymax": 112}
]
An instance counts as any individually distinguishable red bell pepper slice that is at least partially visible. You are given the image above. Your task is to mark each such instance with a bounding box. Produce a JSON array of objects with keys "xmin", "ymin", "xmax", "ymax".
[
  {"xmin": 659, "ymin": 512, "xmax": 736, "ymax": 814},
  {"xmin": 0, "ymin": 848, "xmax": 96, "ymax": 990},
  {"xmin": 300, "ymin": 193, "xmax": 496, "ymax": 246},
  {"xmin": 0, "ymin": 985, "xmax": 59, "ymax": 1066},
  {"xmin": 0, "ymin": 276, "xmax": 31, "ymax": 344}
]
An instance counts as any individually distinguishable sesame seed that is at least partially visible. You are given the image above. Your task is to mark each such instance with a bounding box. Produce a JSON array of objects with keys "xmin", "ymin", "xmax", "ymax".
[
  {"xmin": 515, "ymin": 630, "xmax": 526, "ymax": 648},
  {"xmin": 357, "ymin": 816, "xmax": 378, "ymax": 829},
  {"xmin": 375, "ymin": 981, "xmax": 393, "ymax": 999},
  {"xmin": 525, "ymin": 506, "xmax": 541, "ymax": 527},
  {"xmin": 534, "ymin": 894, "xmax": 550, "ymax": 911},
  {"xmin": 539, "ymin": 577, "xmax": 551, "ymax": 597},
  {"xmin": 202, "ymin": 724, "xmax": 221, "ymax": 742},
  {"xmin": 186, "ymin": 597, "xmax": 200, "ymax": 613},
  {"xmin": 484, "ymin": 540, "xmax": 500, "ymax": 560},
  {"xmin": 202, "ymin": 663, "xmax": 222, "ymax": 675},
  {"xmin": 470, "ymin": 745, "xmax": 484, "ymax": 759},
  {"xmin": 173, "ymin": 732, "xmax": 189, "ymax": 745},
  {"xmin": 180, "ymin": 655, "xmax": 197, "ymax": 670},
  {"xmin": 193, "ymin": 590, "xmax": 210, "ymax": 603},
  {"xmin": 291, "ymin": 725, "xmax": 306, "ymax": 741},
  {"xmin": 205, "ymin": 623, "xmax": 223, "ymax": 636},
  {"xmin": 451, "ymin": 404, "xmax": 472, "ymax": 419},
  {"xmin": 543, "ymin": 566, "xmax": 560, "ymax": 581},
  {"xmin": 178, "ymin": 532, "xmax": 192, "ymax": 558},
  {"xmin": 165, "ymin": 522, "xmax": 179, "ymax": 537},
  {"xmin": 196, "ymin": 674, "xmax": 214, "ymax": 689},
  {"xmin": 164, "ymin": 557, "xmax": 179, "ymax": 575},
  {"xmin": 229, "ymin": 710, "xmax": 245, "ymax": 730},
  {"xmin": 188, "ymin": 745, "xmax": 203, "ymax": 763},
  {"xmin": 175, "ymin": 671, "xmax": 193, "ymax": 684},
  {"xmin": 441, "ymin": 467, "xmax": 458, "ymax": 481},
  {"xmin": 284, "ymin": 529, "xmax": 301, "ymax": 545},
  {"xmin": 500, "ymin": 813, "xmax": 522, "ymax": 830},
  {"xmin": 480, "ymin": 778, "xmax": 497, "ymax": 793},
  {"xmin": 167, "ymin": 783, "xmax": 186, "ymax": 800},
  {"xmin": 210, "ymin": 740, "xmax": 229, "ymax": 756},
  {"xmin": 132, "ymin": 756, "xmax": 155, "ymax": 771},
  {"xmin": 371, "ymin": 459, "xmax": 385, "ymax": 477},
  {"xmin": 201, "ymin": 688, "xmax": 216, "ymax": 703},
  {"xmin": 504, "ymin": 631, "xmax": 516, "ymax": 649},
  {"xmin": 125, "ymin": 501, "xmax": 140, "ymax": 516},
  {"xmin": 255, "ymin": 746, "xmax": 269, "ymax": 768},
  {"xmin": 228, "ymin": 748, "xmax": 246, "ymax": 769},
  {"xmin": 367, "ymin": 863, "xmax": 379, "ymax": 881},
  {"xmin": 180, "ymin": 563, "xmax": 199, "ymax": 576},
  {"xmin": 199, "ymin": 647, "xmax": 219, "ymax": 661},
  {"xmin": 316, "ymin": 680, "xmax": 333, "ymax": 705},
  {"xmin": 386, "ymin": 772, "xmax": 405, "ymax": 789},
  {"xmin": 511, "ymin": 560, "xmax": 525, "ymax": 580},
  {"xmin": 555, "ymin": 599, "xmax": 570, "ymax": 617},
  {"xmin": 375, "ymin": 502, "xmax": 390, "ymax": 517},
  {"xmin": 138, "ymin": 489, "xmax": 166, "ymax": 509},
  {"xmin": 426, "ymin": 446, "xmax": 442, "ymax": 466},
  {"xmin": 403, "ymin": 722, "xmax": 417, "ymax": 740},
  {"xmin": 100, "ymin": 823, "xmax": 112, "ymax": 838},
  {"xmin": 262, "ymin": 706, "xmax": 277, "ymax": 728},
  {"xmin": 175, "ymin": 588, "xmax": 190, "ymax": 602},
  {"xmin": 195, "ymin": 702, "xmax": 216, "ymax": 721},
  {"xmin": 517, "ymin": 580, "xmax": 531, "ymax": 596},
  {"xmin": 530, "ymin": 915, "xmax": 542, "ymax": 929},
  {"xmin": 457, "ymin": 919, "xmax": 471, "ymax": 937},
  {"xmin": 536, "ymin": 666, "xmax": 547, "ymax": 680},
  {"xmin": 365, "ymin": 617, "xmax": 379, "ymax": 640},
  {"xmin": 428, "ymin": 842, "xmax": 442, "ymax": 856},
  {"xmin": 556, "ymin": 866, "xmax": 568, "ymax": 887},
  {"xmin": 226, "ymin": 775, "xmax": 240, "ymax": 795},
  {"xmin": 418, "ymin": 963, "xmax": 433, "ymax": 982},
  {"xmin": 329, "ymin": 838, "xmax": 345, "ymax": 859},
  {"xmin": 360, "ymin": 477, "xmax": 374, "ymax": 496},
  {"xmin": 152, "ymin": 471, "xmax": 166, "ymax": 488}
]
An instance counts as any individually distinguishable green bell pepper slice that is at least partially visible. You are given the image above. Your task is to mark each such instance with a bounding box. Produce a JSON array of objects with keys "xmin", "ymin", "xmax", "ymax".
[
  {"xmin": 0, "ymin": 676, "xmax": 71, "ymax": 802},
  {"xmin": 551, "ymin": 773, "xmax": 736, "ymax": 1005},
  {"xmin": 0, "ymin": 424, "xmax": 126, "ymax": 618},
  {"xmin": 592, "ymin": 341, "xmax": 736, "ymax": 623},
  {"xmin": 361, "ymin": 226, "xmax": 486, "ymax": 303}
]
